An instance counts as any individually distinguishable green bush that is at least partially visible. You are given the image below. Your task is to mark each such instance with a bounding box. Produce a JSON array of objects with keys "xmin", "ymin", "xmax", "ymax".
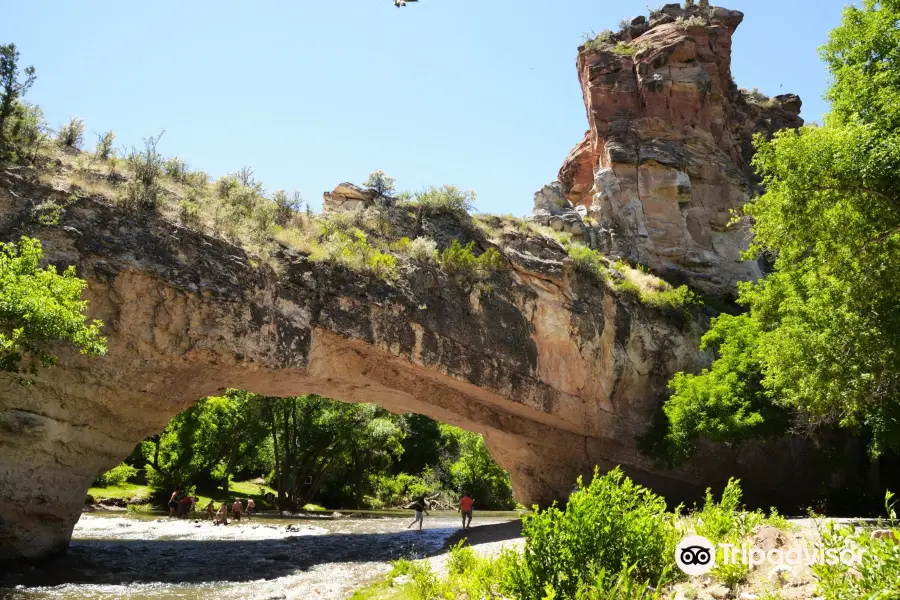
[
  {"xmin": 675, "ymin": 15, "xmax": 707, "ymax": 28},
  {"xmin": 641, "ymin": 285, "xmax": 700, "ymax": 317},
  {"xmin": 94, "ymin": 463, "xmax": 138, "ymax": 487},
  {"xmin": 505, "ymin": 466, "xmax": 678, "ymax": 599},
  {"xmin": 122, "ymin": 132, "xmax": 164, "ymax": 210},
  {"xmin": 694, "ymin": 478, "xmax": 764, "ymax": 543},
  {"xmin": 415, "ymin": 185, "xmax": 476, "ymax": 217},
  {"xmin": 310, "ymin": 228, "xmax": 397, "ymax": 280},
  {"xmin": 408, "ymin": 236, "xmax": 438, "ymax": 262},
  {"xmin": 2, "ymin": 102, "xmax": 46, "ymax": 164},
  {"xmin": 440, "ymin": 240, "xmax": 503, "ymax": 280},
  {"xmin": 812, "ymin": 492, "xmax": 900, "ymax": 598},
  {"xmin": 0, "ymin": 44, "xmax": 38, "ymax": 162},
  {"xmin": 574, "ymin": 564, "xmax": 666, "ymax": 600},
  {"xmin": 0, "ymin": 236, "xmax": 106, "ymax": 380},
  {"xmin": 692, "ymin": 478, "xmax": 789, "ymax": 589},
  {"xmin": 163, "ymin": 156, "xmax": 188, "ymax": 183},
  {"xmin": 56, "ymin": 116, "xmax": 84, "ymax": 149},
  {"xmin": 568, "ymin": 244, "xmax": 607, "ymax": 280},
  {"xmin": 583, "ymin": 29, "xmax": 614, "ymax": 52},
  {"xmin": 94, "ymin": 131, "xmax": 115, "ymax": 160},
  {"xmin": 612, "ymin": 42, "xmax": 642, "ymax": 56}
]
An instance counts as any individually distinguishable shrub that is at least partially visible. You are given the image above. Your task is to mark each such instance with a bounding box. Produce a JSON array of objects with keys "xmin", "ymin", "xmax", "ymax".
[
  {"xmin": 178, "ymin": 199, "xmax": 201, "ymax": 229},
  {"xmin": 56, "ymin": 117, "xmax": 85, "ymax": 149},
  {"xmin": 641, "ymin": 284, "xmax": 701, "ymax": 316},
  {"xmin": 612, "ymin": 42, "xmax": 641, "ymax": 56},
  {"xmin": 121, "ymin": 131, "xmax": 165, "ymax": 210},
  {"xmin": 3, "ymin": 102, "xmax": 47, "ymax": 164},
  {"xmin": 310, "ymin": 228, "xmax": 397, "ymax": 280},
  {"xmin": 574, "ymin": 564, "xmax": 667, "ymax": 600},
  {"xmin": 0, "ymin": 43, "xmax": 38, "ymax": 161},
  {"xmin": 163, "ymin": 156, "xmax": 188, "ymax": 182},
  {"xmin": 568, "ymin": 244, "xmax": 607, "ymax": 280},
  {"xmin": 675, "ymin": 15, "xmax": 707, "ymax": 28},
  {"xmin": 415, "ymin": 185, "xmax": 476, "ymax": 217},
  {"xmin": 440, "ymin": 240, "xmax": 503, "ymax": 280},
  {"xmin": 94, "ymin": 463, "xmax": 137, "ymax": 487},
  {"xmin": 690, "ymin": 478, "xmax": 788, "ymax": 589},
  {"xmin": 694, "ymin": 478, "xmax": 765, "ymax": 542},
  {"xmin": 362, "ymin": 170, "xmax": 396, "ymax": 205},
  {"xmin": 448, "ymin": 540, "xmax": 514, "ymax": 599},
  {"xmin": 811, "ymin": 492, "xmax": 900, "ymax": 598},
  {"xmin": 684, "ymin": 0, "xmax": 695, "ymax": 7},
  {"xmin": 272, "ymin": 189, "xmax": 302, "ymax": 226},
  {"xmin": 615, "ymin": 279, "xmax": 641, "ymax": 297},
  {"xmin": 0, "ymin": 236, "xmax": 107, "ymax": 380},
  {"xmin": 504, "ymin": 467, "xmax": 678, "ymax": 599},
  {"xmin": 407, "ymin": 236, "xmax": 438, "ymax": 262},
  {"xmin": 583, "ymin": 30, "xmax": 614, "ymax": 52},
  {"xmin": 94, "ymin": 131, "xmax": 115, "ymax": 160}
]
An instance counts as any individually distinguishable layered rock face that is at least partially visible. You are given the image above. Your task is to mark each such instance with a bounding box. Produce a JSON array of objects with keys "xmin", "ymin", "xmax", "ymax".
[
  {"xmin": 555, "ymin": 3, "xmax": 803, "ymax": 293},
  {"xmin": 0, "ymin": 171, "xmax": 815, "ymax": 560}
]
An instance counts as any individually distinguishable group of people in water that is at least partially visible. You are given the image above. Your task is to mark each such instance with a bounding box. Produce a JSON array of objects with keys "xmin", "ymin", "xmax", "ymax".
[
  {"xmin": 167, "ymin": 490, "xmax": 255, "ymax": 525},
  {"xmin": 169, "ymin": 489, "xmax": 476, "ymax": 530},
  {"xmin": 406, "ymin": 491, "xmax": 476, "ymax": 530}
]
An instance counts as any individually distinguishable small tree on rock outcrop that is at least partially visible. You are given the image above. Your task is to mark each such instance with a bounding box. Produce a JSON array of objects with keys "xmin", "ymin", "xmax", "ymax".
[
  {"xmin": 363, "ymin": 170, "xmax": 396, "ymax": 206},
  {"xmin": 0, "ymin": 43, "xmax": 37, "ymax": 160}
]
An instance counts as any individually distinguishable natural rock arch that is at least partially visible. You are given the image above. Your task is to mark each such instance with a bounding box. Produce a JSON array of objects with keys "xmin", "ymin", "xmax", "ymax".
[{"xmin": 0, "ymin": 179, "xmax": 816, "ymax": 561}]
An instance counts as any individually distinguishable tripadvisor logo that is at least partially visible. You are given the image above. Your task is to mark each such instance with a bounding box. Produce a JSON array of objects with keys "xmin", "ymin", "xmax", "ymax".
[
  {"xmin": 675, "ymin": 534, "xmax": 867, "ymax": 576},
  {"xmin": 676, "ymin": 535, "xmax": 716, "ymax": 575}
]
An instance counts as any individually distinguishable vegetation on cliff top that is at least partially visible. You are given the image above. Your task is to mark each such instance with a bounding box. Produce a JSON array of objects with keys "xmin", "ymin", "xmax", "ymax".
[{"xmin": 657, "ymin": 0, "xmax": 900, "ymax": 463}]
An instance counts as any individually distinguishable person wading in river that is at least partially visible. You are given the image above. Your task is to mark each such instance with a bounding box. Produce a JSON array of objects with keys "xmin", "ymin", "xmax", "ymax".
[
  {"xmin": 168, "ymin": 490, "xmax": 179, "ymax": 517},
  {"xmin": 246, "ymin": 498, "xmax": 256, "ymax": 520},
  {"xmin": 458, "ymin": 493, "xmax": 474, "ymax": 529},
  {"xmin": 215, "ymin": 502, "xmax": 228, "ymax": 525},
  {"xmin": 205, "ymin": 500, "xmax": 216, "ymax": 520},
  {"xmin": 406, "ymin": 494, "xmax": 429, "ymax": 530},
  {"xmin": 178, "ymin": 495, "xmax": 195, "ymax": 517},
  {"xmin": 232, "ymin": 498, "xmax": 243, "ymax": 522}
]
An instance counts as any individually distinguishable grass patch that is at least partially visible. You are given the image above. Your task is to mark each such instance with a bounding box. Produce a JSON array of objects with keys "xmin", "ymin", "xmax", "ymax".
[
  {"xmin": 87, "ymin": 483, "xmax": 154, "ymax": 502},
  {"xmin": 612, "ymin": 42, "xmax": 645, "ymax": 56},
  {"xmin": 676, "ymin": 15, "xmax": 708, "ymax": 28}
]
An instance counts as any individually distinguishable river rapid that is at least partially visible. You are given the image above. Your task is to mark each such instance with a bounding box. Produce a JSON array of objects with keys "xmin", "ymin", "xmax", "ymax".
[{"xmin": 1, "ymin": 510, "xmax": 520, "ymax": 600}]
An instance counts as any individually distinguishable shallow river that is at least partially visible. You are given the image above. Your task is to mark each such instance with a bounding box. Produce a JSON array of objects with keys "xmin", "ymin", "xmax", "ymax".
[{"xmin": 1, "ymin": 510, "xmax": 519, "ymax": 600}]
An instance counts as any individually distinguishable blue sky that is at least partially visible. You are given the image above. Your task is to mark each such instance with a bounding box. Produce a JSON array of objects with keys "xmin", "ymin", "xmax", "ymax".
[{"xmin": 3, "ymin": 0, "xmax": 849, "ymax": 214}]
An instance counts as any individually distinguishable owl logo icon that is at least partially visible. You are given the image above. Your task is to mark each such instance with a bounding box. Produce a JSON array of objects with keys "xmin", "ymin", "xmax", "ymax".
[{"xmin": 676, "ymin": 535, "xmax": 716, "ymax": 576}]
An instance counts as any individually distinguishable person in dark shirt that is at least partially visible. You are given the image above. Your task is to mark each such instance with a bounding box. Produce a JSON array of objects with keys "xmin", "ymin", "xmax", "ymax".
[{"xmin": 406, "ymin": 494, "xmax": 429, "ymax": 530}]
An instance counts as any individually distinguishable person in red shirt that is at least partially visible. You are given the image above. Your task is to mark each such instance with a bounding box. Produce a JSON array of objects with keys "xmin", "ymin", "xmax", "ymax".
[{"xmin": 458, "ymin": 493, "xmax": 474, "ymax": 529}]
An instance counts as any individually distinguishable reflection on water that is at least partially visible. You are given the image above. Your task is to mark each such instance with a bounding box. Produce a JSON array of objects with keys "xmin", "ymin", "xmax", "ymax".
[{"xmin": 1, "ymin": 511, "xmax": 518, "ymax": 599}]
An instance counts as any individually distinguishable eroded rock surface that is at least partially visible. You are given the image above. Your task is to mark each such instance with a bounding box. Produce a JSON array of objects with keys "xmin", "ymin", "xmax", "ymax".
[{"xmin": 557, "ymin": 3, "xmax": 803, "ymax": 292}]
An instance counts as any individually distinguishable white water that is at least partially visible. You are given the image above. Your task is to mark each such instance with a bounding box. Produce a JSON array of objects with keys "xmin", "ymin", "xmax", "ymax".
[{"xmin": 2, "ymin": 511, "xmax": 517, "ymax": 599}]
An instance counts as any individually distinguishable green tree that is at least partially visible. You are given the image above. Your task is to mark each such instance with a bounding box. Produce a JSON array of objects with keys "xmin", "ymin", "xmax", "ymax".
[
  {"xmin": 0, "ymin": 236, "xmax": 106, "ymax": 380},
  {"xmin": 448, "ymin": 430, "xmax": 515, "ymax": 509},
  {"xmin": 659, "ymin": 0, "xmax": 900, "ymax": 460},
  {"xmin": 0, "ymin": 43, "xmax": 37, "ymax": 160},
  {"xmin": 143, "ymin": 389, "xmax": 270, "ymax": 492},
  {"xmin": 264, "ymin": 395, "xmax": 405, "ymax": 509},
  {"xmin": 362, "ymin": 170, "xmax": 396, "ymax": 204}
]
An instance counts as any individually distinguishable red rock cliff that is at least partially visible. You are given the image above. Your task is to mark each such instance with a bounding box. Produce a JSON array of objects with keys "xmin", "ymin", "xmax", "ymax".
[{"xmin": 557, "ymin": 3, "xmax": 802, "ymax": 293}]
